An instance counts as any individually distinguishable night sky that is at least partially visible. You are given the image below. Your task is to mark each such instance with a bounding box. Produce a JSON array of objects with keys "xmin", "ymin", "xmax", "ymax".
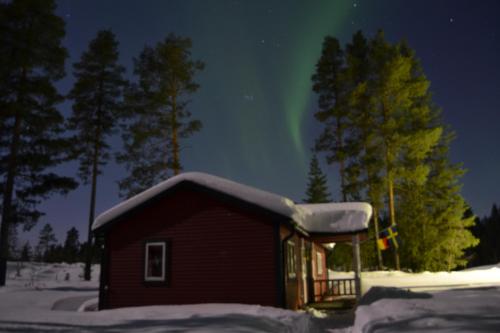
[{"xmin": 28, "ymin": 0, "xmax": 500, "ymax": 242}]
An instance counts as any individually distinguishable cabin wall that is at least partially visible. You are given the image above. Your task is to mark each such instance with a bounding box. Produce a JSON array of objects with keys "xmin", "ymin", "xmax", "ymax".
[{"xmin": 104, "ymin": 187, "xmax": 278, "ymax": 309}]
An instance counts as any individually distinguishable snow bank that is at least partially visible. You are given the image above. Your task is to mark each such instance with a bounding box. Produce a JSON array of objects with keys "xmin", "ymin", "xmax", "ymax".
[
  {"xmin": 92, "ymin": 171, "xmax": 372, "ymax": 234},
  {"xmin": 353, "ymin": 286, "xmax": 500, "ymax": 332},
  {"xmin": 357, "ymin": 286, "xmax": 432, "ymax": 306},
  {"xmin": 329, "ymin": 263, "xmax": 500, "ymax": 295}
]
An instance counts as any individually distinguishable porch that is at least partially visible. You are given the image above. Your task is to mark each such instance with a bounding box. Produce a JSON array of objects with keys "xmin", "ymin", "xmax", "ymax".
[
  {"xmin": 313, "ymin": 278, "xmax": 357, "ymax": 301},
  {"xmin": 307, "ymin": 233, "xmax": 364, "ymax": 308},
  {"xmin": 309, "ymin": 278, "xmax": 358, "ymax": 310}
]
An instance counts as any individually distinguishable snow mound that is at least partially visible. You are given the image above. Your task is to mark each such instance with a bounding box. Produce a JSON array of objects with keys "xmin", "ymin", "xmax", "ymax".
[
  {"xmin": 358, "ymin": 286, "xmax": 432, "ymax": 306},
  {"xmin": 353, "ymin": 286, "xmax": 500, "ymax": 333}
]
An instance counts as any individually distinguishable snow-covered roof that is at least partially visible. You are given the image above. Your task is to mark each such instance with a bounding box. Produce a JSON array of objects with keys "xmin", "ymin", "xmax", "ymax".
[
  {"xmin": 294, "ymin": 203, "xmax": 373, "ymax": 234},
  {"xmin": 92, "ymin": 172, "xmax": 372, "ymax": 234}
]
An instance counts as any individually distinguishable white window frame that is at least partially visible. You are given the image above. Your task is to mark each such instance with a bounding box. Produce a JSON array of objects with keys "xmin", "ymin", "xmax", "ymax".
[
  {"xmin": 316, "ymin": 251, "xmax": 324, "ymax": 275},
  {"xmin": 144, "ymin": 241, "xmax": 166, "ymax": 282}
]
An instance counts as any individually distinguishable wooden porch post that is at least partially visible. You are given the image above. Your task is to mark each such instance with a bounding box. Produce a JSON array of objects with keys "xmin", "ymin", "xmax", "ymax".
[{"xmin": 352, "ymin": 234, "xmax": 362, "ymax": 300}]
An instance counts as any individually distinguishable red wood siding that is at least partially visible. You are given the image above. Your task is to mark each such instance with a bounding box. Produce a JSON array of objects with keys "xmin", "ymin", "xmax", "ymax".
[{"xmin": 105, "ymin": 187, "xmax": 278, "ymax": 308}]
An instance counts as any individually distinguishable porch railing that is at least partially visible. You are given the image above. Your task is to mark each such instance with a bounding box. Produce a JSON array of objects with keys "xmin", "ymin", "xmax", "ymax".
[{"xmin": 313, "ymin": 278, "xmax": 356, "ymax": 301}]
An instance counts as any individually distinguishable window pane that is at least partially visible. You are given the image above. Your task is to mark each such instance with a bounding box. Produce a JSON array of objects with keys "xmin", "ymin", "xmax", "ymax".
[{"xmin": 147, "ymin": 245, "xmax": 164, "ymax": 278}]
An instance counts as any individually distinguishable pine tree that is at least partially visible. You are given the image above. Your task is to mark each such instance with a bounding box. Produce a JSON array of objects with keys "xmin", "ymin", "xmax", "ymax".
[
  {"xmin": 471, "ymin": 204, "xmax": 500, "ymax": 266},
  {"xmin": 344, "ymin": 31, "xmax": 386, "ymax": 269},
  {"xmin": 304, "ymin": 155, "xmax": 331, "ymax": 203},
  {"xmin": 362, "ymin": 31, "xmax": 442, "ymax": 269},
  {"xmin": 117, "ymin": 34, "xmax": 204, "ymax": 198},
  {"xmin": 312, "ymin": 30, "xmax": 475, "ymax": 271},
  {"xmin": 37, "ymin": 224, "xmax": 57, "ymax": 262},
  {"xmin": 485, "ymin": 205, "xmax": 500, "ymax": 263},
  {"xmin": 0, "ymin": 0, "xmax": 77, "ymax": 286},
  {"xmin": 312, "ymin": 36, "xmax": 349, "ymax": 201},
  {"xmin": 8, "ymin": 224, "xmax": 19, "ymax": 260},
  {"xmin": 398, "ymin": 130, "xmax": 478, "ymax": 271},
  {"xmin": 20, "ymin": 241, "xmax": 32, "ymax": 262},
  {"xmin": 63, "ymin": 227, "xmax": 80, "ymax": 263},
  {"xmin": 67, "ymin": 29, "xmax": 127, "ymax": 280}
]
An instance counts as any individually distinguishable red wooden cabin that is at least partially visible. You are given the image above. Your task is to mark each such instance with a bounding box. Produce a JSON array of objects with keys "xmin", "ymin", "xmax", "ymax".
[{"xmin": 92, "ymin": 172, "xmax": 371, "ymax": 310}]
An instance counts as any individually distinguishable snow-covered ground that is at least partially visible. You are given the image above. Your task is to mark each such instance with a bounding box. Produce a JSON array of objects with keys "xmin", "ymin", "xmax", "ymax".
[
  {"xmin": 0, "ymin": 262, "xmax": 323, "ymax": 332},
  {"xmin": 331, "ymin": 263, "xmax": 500, "ymax": 294},
  {"xmin": 2, "ymin": 261, "xmax": 500, "ymax": 332},
  {"xmin": 352, "ymin": 286, "xmax": 500, "ymax": 332},
  {"xmin": 330, "ymin": 263, "xmax": 500, "ymax": 332}
]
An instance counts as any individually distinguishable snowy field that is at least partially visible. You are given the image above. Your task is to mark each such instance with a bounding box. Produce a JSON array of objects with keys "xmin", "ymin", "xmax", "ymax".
[{"xmin": 1, "ymin": 262, "xmax": 500, "ymax": 332}]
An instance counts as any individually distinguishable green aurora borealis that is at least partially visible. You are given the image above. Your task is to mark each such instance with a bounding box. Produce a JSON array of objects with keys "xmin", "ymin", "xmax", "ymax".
[
  {"xmin": 282, "ymin": 2, "xmax": 351, "ymax": 156},
  {"xmin": 183, "ymin": 1, "xmax": 353, "ymax": 186}
]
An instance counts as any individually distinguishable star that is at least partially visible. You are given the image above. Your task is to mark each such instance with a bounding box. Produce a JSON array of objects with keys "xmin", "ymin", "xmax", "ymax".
[
  {"xmin": 449, "ymin": 18, "xmax": 454, "ymax": 23},
  {"xmin": 353, "ymin": 2, "xmax": 358, "ymax": 8},
  {"xmin": 260, "ymin": 39, "xmax": 265, "ymax": 44}
]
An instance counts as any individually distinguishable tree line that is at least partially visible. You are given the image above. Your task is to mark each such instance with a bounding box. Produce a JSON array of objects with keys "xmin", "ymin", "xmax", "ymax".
[
  {"xmin": 468, "ymin": 204, "xmax": 500, "ymax": 267},
  {"xmin": 11, "ymin": 224, "xmax": 99, "ymax": 264},
  {"xmin": 304, "ymin": 30, "xmax": 480, "ymax": 272},
  {"xmin": 0, "ymin": 0, "xmax": 204, "ymax": 285}
]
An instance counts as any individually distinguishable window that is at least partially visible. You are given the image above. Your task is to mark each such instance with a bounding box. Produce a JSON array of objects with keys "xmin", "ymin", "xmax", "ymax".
[
  {"xmin": 316, "ymin": 251, "xmax": 324, "ymax": 275},
  {"xmin": 145, "ymin": 241, "xmax": 166, "ymax": 282},
  {"xmin": 287, "ymin": 241, "xmax": 296, "ymax": 279}
]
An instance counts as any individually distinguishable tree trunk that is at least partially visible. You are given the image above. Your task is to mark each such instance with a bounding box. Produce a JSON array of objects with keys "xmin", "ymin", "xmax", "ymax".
[
  {"xmin": 388, "ymin": 178, "xmax": 400, "ymax": 270},
  {"xmin": 372, "ymin": 206, "xmax": 384, "ymax": 269},
  {"xmin": 171, "ymin": 93, "xmax": 180, "ymax": 175},
  {"xmin": 84, "ymin": 80, "xmax": 103, "ymax": 281},
  {"xmin": 0, "ymin": 111, "xmax": 22, "ymax": 286},
  {"xmin": 336, "ymin": 115, "xmax": 347, "ymax": 202},
  {"xmin": 0, "ymin": 66, "xmax": 26, "ymax": 286},
  {"xmin": 84, "ymin": 145, "xmax": 99, "ymax": 281}
]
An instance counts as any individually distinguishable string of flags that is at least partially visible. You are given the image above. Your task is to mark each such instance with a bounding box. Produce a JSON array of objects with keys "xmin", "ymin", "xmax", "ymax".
[{"xmin": 377, "ymin": 225, "xmax": 401, "ymax": 251}]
